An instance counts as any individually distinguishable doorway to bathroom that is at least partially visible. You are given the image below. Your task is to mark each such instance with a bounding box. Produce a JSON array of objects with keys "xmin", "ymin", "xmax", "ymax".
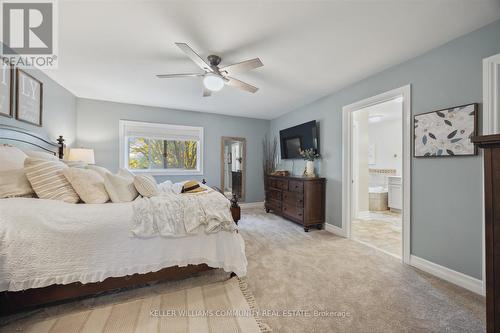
[{"xmin": 342, "ymin": 86, "xmax": 411, "ymax": 263}]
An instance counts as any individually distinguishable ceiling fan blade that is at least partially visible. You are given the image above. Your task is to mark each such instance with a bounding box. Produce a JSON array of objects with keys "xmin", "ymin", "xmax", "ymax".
[
  {"xmin": 175, "ymin": 42, "xmax": 212, "ymax": 72},
  {"xmin": 203, "ymin": 86, "xmax": 212, "ymax": 97},
  {"xmin": 156, "ymin": 73, "xmax": 204, "ymax": 78},
  {"xmin": 226, "ymin": 77, "xmax": 259, "ymax": 93},
  {"xmin": 220, "ymin": 58, "xmax": 263, "ymax": 74}
]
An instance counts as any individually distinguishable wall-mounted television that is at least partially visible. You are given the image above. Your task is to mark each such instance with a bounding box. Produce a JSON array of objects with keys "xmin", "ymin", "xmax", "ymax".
[{"xmin": 279, "ymin": 120, "xmax": 319, "ymax": 159}]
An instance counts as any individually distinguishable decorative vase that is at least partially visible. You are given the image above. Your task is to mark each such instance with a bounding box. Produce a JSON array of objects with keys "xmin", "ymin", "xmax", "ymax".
[{"xmin": 305, "ymin": 160, "xmax": 315, "ymax": 177}]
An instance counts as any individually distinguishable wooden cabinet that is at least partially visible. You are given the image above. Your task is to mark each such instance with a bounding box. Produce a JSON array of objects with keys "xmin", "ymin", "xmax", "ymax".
[
  {"xmin": 472, "ymin": 134, "xmax": 500, "ymax": 333},
  {"xmin": 265, "ymin": 175, "xmax": 326, "ymax": 232},
  {"xmin": 388, "ymin": 176, "xmax": 402, "ymax": 211}
]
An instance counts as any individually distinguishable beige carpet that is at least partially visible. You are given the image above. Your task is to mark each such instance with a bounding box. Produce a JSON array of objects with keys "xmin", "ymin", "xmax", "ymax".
[
  {"xmin": 1, "ymin": 207, "xmax": 486, "ymax": 332},
  {"xmin": 0, "ymin": 278, "xmax": 270, "ymax": 333},
  {"xmin": 352, "ymin": 210, "xmax": 402, "ymax": 257}
]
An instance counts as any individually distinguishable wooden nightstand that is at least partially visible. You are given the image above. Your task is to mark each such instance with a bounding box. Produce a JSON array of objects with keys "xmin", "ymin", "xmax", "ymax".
[{"xmin": 230, "ymin": 194, "xmax": 241, "ymax": 225}]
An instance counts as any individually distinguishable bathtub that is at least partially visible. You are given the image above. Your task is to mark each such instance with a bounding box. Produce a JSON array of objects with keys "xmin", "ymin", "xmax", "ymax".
[{"xmin": 369, "ymin": 186, "xmax": 388, "ymax": 211}]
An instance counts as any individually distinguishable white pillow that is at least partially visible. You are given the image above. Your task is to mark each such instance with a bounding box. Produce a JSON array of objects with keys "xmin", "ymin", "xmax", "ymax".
[
  {"xmin": 24, "ymin": 150, "xmax": 59, "ymax": 161},
  {"xmin": 134, "ymin": 175, "xmax": 158, "ymax": 198},
  {"xmin": 87, "ymin": 165, "xmax": 111, "ymax": 177},
  {"xmin": 24, "ymin": 158, "xmax": 80, "ymax": 203},
  {"xmin": 103, "ymin": 169, "xmax": 139, "ymax": 203},
  {"xmin": 63, "ymin": 168, "xmax": 109, "ymax": 204},
  {"xmin": 63, "ymin": 160, "xmax": 88, "ymax": 168},
  {"xmin": 0, "ymin": 146, "xmax": 28, "ymax": 171},
  {"xmin": 0, "ymin": 169, "xmax": 35, "ymax": 198}
]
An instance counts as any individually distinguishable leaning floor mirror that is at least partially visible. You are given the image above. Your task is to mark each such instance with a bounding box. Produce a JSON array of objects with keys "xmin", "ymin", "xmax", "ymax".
[{"xmin": 221, "ymin": 137, "xmax": 246, "ymax": 202}]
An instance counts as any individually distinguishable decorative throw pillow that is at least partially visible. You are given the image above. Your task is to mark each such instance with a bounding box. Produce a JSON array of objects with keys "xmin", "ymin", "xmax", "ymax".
[
  {"xmin": 0, "ymin": 169, "xmax": 35, "ymax": 198},
  {"xmin": 133, "ymin": 175, "xmax": 159, "ymax": 198},
  {"xmin": 24, "ymin": 150, "xmax": 59, "ymax": 161},
  {"xmin": 0, "ymin": 146, "xmax": 28, "ymax": 171},
  {"xmin": 24, "ymin": 158, "xmax": 80, "ymax": 203},
  {"xmin": 103, "ymin": 169, "xmax": 139, "ymax": 203},
  {"xmin": 63, "ymin": 168, "xmax": 109, "ymax": 204},
  {"xmin": 63, "ymin": 160, "xmax": 88, "ymax": 168},
  {"xmin": 87, "ymin": 165, "xmax": 111, "ymax": 177}
]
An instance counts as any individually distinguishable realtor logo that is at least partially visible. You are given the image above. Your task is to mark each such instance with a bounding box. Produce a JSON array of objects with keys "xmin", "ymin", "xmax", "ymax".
[
  {"xmin": 3, "ymin": 2, "xmax": 53, "ymax": 54},
  {"xmin": 1, "ymin": 0, "xmax": 58, "ymax": 68}
]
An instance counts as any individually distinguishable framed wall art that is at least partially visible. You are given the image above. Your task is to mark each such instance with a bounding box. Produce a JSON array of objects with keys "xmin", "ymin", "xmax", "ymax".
[
  {"xmin": 0, "ymin": 63, "xmax": 14, "ymax": 118},
  {"xmin": 414, "ymin": 103, "xmax": 478, "ymax": 157},
  {"xmin": 15, "ymin": 69, "xmax": 43, "ymax": 127}
]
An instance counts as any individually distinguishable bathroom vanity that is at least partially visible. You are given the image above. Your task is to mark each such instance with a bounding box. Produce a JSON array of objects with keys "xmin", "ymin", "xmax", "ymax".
[{"xmin": 388, "ymin": 176, "xmax": 402, "ymax": 212}]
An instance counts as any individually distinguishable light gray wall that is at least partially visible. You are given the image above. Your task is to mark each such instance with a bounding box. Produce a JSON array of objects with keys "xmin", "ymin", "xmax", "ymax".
[
  {"xmin": 76, "ymin": 98, "xmax": 269, "ymax": 203},
  {"xmin": 270, "ymin": 19, "xmax": 500, "ymax": 279},
  {"xmin": 0, "ymin": 68, "xmax": 77, "ymax": 146}
]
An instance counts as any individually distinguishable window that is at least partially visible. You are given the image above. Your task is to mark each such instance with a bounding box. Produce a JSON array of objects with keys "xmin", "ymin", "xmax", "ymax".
[{"xmin": 119, "ymin": 120, "xmax": 203, "ymax": 175}]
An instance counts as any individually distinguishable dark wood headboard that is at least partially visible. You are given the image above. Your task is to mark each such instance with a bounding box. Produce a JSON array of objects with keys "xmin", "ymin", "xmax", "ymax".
[{"xmin": 0, "ymin": 124, "xmax": 65, "ymax": 159}]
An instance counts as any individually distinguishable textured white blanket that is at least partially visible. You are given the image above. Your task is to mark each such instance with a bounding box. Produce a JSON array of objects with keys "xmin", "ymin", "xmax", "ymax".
[
  {"xmin": 0, "ymin": 198, "xmax": 247, "ymax": 291},
  {"xmin": 131, "ymin": 188, "xmax": 236, "ymax": 237}
]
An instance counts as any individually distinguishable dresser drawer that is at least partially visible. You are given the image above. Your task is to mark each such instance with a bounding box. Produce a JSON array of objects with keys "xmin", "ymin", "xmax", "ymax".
[
  {"xmin": 288, "ymin": 180, "xmax": 304, "ymax": 193},
  {"xmin": 282, "ymin": 191, "xmax": 304, "ymax": 207},
  {"xmin": 282, "ymin": 203, "xmax": 304, "ymax": 221},
  {"xmin": 266, "ymin": 189, "xmax": 282, "ymax": 201},
  {"xmin": 268, "ymin": 178, "xmax": 288, "ymax": 191},
  {"xmin": 266, "ymin": 199, "xmax": 282, "ymax": 212}
]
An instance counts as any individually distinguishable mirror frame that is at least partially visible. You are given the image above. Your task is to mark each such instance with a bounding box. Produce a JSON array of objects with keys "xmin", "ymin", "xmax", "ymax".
[{"xmin": 220, "ymin": 136, "xmax": 246, "ymax": 202}]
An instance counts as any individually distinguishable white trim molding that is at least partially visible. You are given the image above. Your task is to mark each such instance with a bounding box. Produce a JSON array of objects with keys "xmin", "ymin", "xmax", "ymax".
[
  {"xmin": 342, "ymin": 85, "xmax": 412, "ymax": 264},
  {"xmin": 410, "ymin": 255, "xmax": 484, "ymax": 296},
  {"xmin": 118, "ymin": 120, "xmax": 204, "ymax": 176},
  {"xmin": 483, "ymin": 53, "xmax": 500, "ymax": 135},
  {"xmin": 324, "ymin": 223, "xmax": 347, "ymax": 237},
  {"xmin": 479, "ymin": 53, "xmax": 500, "ymax": 293},
  {"xmin": 240, "ymin": 202, "xmax": 264, "ymax": 209}
]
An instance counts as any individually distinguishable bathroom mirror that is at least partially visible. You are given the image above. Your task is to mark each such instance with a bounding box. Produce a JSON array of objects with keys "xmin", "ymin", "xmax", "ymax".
[{"xmin": 221, "ymin": 137, "xmax": 246, "ymax": 201}]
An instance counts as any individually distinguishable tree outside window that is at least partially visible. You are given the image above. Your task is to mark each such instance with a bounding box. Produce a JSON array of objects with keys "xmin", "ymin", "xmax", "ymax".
[{"xmin": 128, "ymin": 137, "xmax": 198, "ymax": 170}]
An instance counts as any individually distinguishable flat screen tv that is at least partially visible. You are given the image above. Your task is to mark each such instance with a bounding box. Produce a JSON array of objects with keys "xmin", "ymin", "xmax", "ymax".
[{"xmin": 279, "ymin": 120, "xmax": 319, "ymax": 159}]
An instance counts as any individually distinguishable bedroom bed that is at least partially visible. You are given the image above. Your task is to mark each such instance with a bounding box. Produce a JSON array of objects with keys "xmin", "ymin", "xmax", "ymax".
[{"xmin": 0, "ymin": 124, "xmax": 247, "ymax": 315}]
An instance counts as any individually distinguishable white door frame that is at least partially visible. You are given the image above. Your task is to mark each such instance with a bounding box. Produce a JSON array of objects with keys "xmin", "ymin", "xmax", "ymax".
[
  {"xmin": 342, "ymin": 85, "xmax": 412, "ymax": 264},
  {"xmin": 480, "ymin": 53, "xmax": 500, "ymax": 293}
]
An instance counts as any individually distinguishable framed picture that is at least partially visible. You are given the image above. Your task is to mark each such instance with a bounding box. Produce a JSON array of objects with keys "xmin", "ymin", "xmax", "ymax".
[
  {"xmin": 0, "ymin": 64, "xmax": 14, "ymax": 118},
  {"xmin": 414, "ymin": 103, "xmax": 478, "ymax": 157},
  {"xmin": 15, "ymin": 69, "xmax": 43, "ymax": 127}
]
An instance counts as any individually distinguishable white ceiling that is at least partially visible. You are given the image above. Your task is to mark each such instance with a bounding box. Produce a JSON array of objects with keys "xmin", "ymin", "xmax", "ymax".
[{"xmin": 45, "ymin": 0, "xmax": 500, "ymax": 120}]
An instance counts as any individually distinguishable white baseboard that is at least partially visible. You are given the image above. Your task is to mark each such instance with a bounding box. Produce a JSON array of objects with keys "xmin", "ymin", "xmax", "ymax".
[
  {"xmin": 410, "ymin": 255, "xmax": 484, "ymax": 296},
  {"xmin": 324, "ymin": 223, "xmax": 347, "ymax": 237},
  {"xmin": 240, "ymin": 201, "xmax": 264, "ymax": 209}
]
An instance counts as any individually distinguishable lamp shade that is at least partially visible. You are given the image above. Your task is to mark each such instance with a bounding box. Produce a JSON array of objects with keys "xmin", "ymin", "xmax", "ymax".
[{"xmin": 68, "ymin": 148, "xmax": 95, "ymax": 164}]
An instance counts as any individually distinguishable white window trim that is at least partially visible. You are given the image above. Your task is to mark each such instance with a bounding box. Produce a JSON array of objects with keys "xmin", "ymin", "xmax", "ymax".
[{"xmin": 119, "ymin": 120, "xmax": 204, "ymax": 176}]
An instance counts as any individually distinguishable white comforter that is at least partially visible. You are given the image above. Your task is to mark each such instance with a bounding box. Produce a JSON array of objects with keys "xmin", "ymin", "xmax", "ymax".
[
  {"xmin": 0, "ymin": 198, "xmax": 247, "ymax": 292},
  {"xmin": 131, "ymin": 188, "xmax": 236, "ymax": 237}
]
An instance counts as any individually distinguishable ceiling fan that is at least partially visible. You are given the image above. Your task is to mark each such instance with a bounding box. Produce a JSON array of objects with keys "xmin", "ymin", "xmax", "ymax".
[{"xmin": 156, "ymin": 43, "xmax": 263, "ymax": 97}]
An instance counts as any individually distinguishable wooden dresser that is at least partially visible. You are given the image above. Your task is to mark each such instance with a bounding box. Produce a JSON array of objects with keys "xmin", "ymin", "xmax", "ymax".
[
  {"xmin": 265, "ymin": 175, "xmax": 326, "ymax": 232},
  {"xmin": 472, "ymin": 134, "xmax": 500, "ymax": 333}
]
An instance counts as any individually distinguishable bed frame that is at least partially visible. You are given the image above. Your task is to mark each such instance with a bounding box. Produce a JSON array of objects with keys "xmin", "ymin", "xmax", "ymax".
[{"xmin": 0, "ymin": 125, "xmax": 218, "ymax": 315}]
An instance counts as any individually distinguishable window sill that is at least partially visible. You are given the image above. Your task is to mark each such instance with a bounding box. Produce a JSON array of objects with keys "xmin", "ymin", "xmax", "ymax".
[{"xmin": 127, "ymin": 169, "xmax": 203, "ymax": 176}]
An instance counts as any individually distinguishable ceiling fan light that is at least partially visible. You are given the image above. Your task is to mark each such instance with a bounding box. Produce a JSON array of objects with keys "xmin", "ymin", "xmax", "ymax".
[{"xmin": 203, "ymin": 74, "xmax": 225, "ymax": 92}]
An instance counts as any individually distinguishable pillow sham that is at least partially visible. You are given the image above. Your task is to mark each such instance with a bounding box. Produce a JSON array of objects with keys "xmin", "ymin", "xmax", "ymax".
[
  {"xmin": 24, "ymin": 150, "xmax": 59, "ymax": 161},
  {"xmin": 24, "ymin": 158, "xmax": 80, "ymax": 203},
  {"xmin": 63, "ymin": 160, "xmax": 88, "ymax": 168},
  {"xmin": 0, "ymin": 146, "xmax": 28, "ymax": 171},
  {"xmin": 103, "ymin": 169, "xmax": 139, "ymax": 203},
  {"xmin": 0, "ymin": 169, "xmax": 35, "ymax": 198},
  {"xmin": 63, "ymin": 168, "xmax": 109, "ymax": 204},
  {"xmin": 87, "ymin": 165, "xmax": 111, "ymax": 177},
  {"xmin": 134, "ymin": 175, "xmax": 158, "ymax": 198}
]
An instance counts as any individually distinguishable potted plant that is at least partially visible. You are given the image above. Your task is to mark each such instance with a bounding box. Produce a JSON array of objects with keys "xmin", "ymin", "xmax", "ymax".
[{"xmin": 299, "ymin": 148, "xmax": 320, "ymax": 177}]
